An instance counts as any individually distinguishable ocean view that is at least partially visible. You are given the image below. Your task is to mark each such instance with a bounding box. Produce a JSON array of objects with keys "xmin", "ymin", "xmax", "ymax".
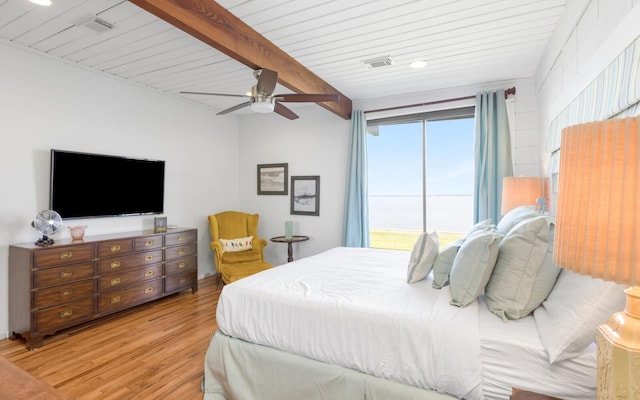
[{"xmin": 369, "ymin": 195, "xmax": 474, "ymax": 233}]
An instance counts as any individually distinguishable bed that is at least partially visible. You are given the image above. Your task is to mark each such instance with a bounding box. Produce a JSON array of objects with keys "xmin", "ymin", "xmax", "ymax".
[{"xmin": 202, "ymin": 210, "xmax": 626, "ymax": 400}]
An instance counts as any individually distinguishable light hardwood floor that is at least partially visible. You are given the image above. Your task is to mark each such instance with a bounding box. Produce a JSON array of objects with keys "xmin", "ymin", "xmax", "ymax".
[{"xmin": 0, "ymin": 275, "xmax": 222, "ymax": 400}]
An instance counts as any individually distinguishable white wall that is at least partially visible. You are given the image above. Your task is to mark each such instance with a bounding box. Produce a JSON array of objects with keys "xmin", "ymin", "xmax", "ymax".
[
  {"xmin": 236, "ymin": 107, "xmax": 351, "ymax": 266},
  {"xmin": 0, "ymin": 42, "xmax": 241, "ymax": 339},
  {"xmin": 536, "ymin": 0, "xmax": 640, "ymax": 169}
]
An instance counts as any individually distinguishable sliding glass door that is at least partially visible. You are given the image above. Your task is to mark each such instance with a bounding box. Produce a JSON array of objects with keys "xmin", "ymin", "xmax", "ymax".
[{"xmin": 368, "ymin": 108, "xmax": 475, "ymax": 250}]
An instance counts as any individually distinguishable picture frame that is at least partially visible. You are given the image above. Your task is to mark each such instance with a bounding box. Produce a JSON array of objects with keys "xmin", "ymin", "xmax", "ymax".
[
  {"xmin": 291, "ymin": 176, "xmax": 320, "ymax": 216},
  {"xmin": 257, "ymin": 163, "xmax": 288, "ymax": 195}
]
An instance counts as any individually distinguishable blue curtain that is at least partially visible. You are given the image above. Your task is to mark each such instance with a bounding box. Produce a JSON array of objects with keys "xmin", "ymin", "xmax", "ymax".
[
  {"xmin": 474, "ymin": 90, "xmax": 513, "ymax": 224},
  {"xmin": 342, "ymin": 109, "xmax": 370, "ymax": 247}
]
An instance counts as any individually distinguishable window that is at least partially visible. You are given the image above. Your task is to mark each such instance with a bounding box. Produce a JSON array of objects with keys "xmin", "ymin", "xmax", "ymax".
[{"xmin": 368, "ymin": 107, "xmax": 475, "ymax": 250}]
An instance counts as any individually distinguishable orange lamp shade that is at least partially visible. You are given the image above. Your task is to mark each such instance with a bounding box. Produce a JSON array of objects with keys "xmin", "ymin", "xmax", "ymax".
[{"xmin": 501, "ymin": 177, "xmax": 544, "ymax": 215}]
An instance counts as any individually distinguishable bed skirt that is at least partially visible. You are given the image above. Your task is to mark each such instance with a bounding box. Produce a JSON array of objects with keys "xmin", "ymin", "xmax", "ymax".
[{"xmin": 203, "ymin": 331, "xmax": 459, "ymax": 400}]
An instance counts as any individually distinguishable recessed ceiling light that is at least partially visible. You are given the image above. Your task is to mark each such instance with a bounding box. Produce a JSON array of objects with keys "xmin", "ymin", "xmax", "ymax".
[
  {"xmin": 410, "ymin": 60, "xmax": 427, "ymax": 69},
  {"xmin": 30, "ymin": 0, "xmax": 52, "ymax": 5}
]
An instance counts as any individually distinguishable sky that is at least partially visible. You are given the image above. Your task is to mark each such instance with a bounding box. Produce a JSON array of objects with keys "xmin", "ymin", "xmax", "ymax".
[{"xmin": 367, "ymin": 118, "xmax": 475, "ymax": 196}]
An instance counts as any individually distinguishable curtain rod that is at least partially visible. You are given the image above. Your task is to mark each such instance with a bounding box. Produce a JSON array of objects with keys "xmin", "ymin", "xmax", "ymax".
[{"xmin": 364, "ymin": 86, "xmax": 516, "ymax": 114}]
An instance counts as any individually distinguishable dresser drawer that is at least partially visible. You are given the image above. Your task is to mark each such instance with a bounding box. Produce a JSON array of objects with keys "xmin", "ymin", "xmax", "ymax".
[
  {"xmin": 134, "ymin": 235, "xmax": 163, "ymax": 252},
  {"xmin": 98, "ymin": 279, "xmax": 163, "ymax": 315},
  {"xmin": 34, "ymin": 298, "xmax": 94, "ymax": 332},
  {"xmin": 165, "ymin": 230, "xmax": 196, "ymax": 247},
  {"xmin": 34, "ymin": 262, "xmax": 96, "ymax": 288},
  {"xmin": 33, "ymin": 244, "xmax": 94, "ymax": 268},
  {"xmin": 34, "ymin": 280, "xmax": 95, "ymax": 309},
  {"xmin": 165, "ymin": 271, "xmax": 196, "ymax": 293},
  {"xmin": 97, "ymin": 250, "xmax": 163, "ymax": 274},
  {"xmin": 165, "ymin": 256, "xmax": 197, "ymax": 275},
  {"xmin": 98, "ymin": 264, "xmax": 163, "ymax": 292},
  {"xmin": 97, "ymin": 239, "xmax": 133, "ymax": 258},
  {"xmin": 165, "ymin": 243, "xmax": 197, "ymax": 261}
]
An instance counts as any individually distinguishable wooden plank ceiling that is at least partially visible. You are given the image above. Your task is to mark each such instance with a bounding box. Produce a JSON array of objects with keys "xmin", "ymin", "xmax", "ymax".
[{"xmin": 0, "ymin": 0, "xmax": 567, "ymax": 119}]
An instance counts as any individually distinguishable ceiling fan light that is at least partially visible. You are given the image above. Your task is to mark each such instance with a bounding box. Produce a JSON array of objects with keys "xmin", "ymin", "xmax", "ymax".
[{"xmin": 251, "ymin": 100, "xmax": 275, "ymax": 113}]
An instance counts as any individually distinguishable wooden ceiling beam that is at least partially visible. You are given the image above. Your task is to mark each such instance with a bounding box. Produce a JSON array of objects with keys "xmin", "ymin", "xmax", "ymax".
[{"xmin": 129, "ymin": 0, "xmax": 352, "ymax": 120}]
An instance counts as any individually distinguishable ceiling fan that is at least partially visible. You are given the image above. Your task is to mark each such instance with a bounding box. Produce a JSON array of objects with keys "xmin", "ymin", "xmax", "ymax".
[{"xmin": 180, "ymin": 68, "xmax": 340, "ymax": 120}]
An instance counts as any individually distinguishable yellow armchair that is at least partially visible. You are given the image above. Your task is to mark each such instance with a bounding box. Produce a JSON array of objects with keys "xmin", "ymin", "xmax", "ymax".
[{"xmin": 208, "ymin": 211, "xmax": 272, "ymax": 284}]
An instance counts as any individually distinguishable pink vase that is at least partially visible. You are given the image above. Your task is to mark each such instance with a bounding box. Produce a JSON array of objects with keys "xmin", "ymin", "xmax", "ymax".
[{"xmin": 69, "ymin": 225, "xmax": 86, "ymax": 240}]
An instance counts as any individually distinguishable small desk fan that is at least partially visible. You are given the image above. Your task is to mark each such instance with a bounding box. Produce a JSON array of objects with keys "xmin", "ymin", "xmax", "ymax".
[{"xmin": 32, "ymin": 209, "xmax": 63, "ymax": 246}]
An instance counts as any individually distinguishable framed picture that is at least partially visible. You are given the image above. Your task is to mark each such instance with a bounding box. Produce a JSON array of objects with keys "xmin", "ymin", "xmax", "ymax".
[
  {"xmin": 257, "ymin": 163, "xmax": 288, "ymax": 195},
  {"xmin": 291, "ymin": 176, "xmax": 320, "ymax": 216}
]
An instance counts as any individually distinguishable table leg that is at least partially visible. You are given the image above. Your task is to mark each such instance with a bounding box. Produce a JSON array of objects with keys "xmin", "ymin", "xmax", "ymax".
[{"xmin": 287, "ymin": 243, "xmax": 294, "ymax": 262}]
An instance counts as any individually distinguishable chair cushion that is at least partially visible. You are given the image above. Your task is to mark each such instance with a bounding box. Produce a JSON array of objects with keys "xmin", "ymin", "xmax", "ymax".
[{"xmin": 221, "ymin": 247, "xmax": 263, "ymax": 263}]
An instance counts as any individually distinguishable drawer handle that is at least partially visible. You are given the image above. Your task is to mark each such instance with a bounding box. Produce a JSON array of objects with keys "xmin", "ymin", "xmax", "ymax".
[
  {"xmin": 178, "ymin": 235, "xmax": 185, "ymax": 241},
  {"xmin": 111, "ymin": 296, "xmax": 121, "ymax": 304},
  {"xmin": 60, "ymin": 271, "xmax": 72, "ymax": 278},
  {"xmin": 145, "ymin": 270, "xmax": 154, "ymax": 277},
  {"xmin": 110, "ymin": 244, "xmax": 121, "ymax": 252},
  {"xmin": 178, "ymin": 262, "xmax": 186, "ymax": 269},
  {"xmin": 145, "ymin": 240, "xmax": 154, "ymax": 247},
  {"xmin": 179, "ymin": 277, "xmax": 186, "ymax": 284},
  {"xmin": 178, "ymin": 249, "xmax": 185, "ymax": 256},
  {"xmin": 60, "ymin": 309, "xmax": 73, "ymax": 318},
  {"xmin": 111, "ymin": 278, "xmax": 121, "ymax": 286},
  {"xmin": 145, "ymin": 287, "xmax": 154, "ymax": 294},
  {"xmin": 110, "ymin": 261, "xmax": 121, "ymax": 269},
  {"xmin": 145, "ymin": 255, "xmax": 154, "ymax": 262},
  {"xmin": 61, "ymin": 289, "xmax": 72, "ymax": 297},
  {"xmin": 60, "ymin": 252, "xmax": 72, "ymax": 259}
]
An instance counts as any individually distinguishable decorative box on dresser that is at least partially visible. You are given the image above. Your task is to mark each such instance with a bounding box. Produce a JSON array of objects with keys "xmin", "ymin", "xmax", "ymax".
[{"xmin": 8, "ymin": 228, "xmax": 198, "ymax": 350}]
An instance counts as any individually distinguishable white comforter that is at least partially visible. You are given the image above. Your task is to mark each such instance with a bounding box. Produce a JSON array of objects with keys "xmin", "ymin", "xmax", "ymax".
[{"xmin": 216, "ymin": 247, "xmax": 483, "ymax": 399}]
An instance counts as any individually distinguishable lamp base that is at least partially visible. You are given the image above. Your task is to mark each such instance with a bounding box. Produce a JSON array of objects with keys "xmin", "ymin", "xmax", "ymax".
[{"xmin": 596, "ymin": 287, "xmax": 640, "ymax": 399}]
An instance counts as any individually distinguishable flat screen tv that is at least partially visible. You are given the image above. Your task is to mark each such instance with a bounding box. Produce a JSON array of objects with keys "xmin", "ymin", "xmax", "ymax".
[{"xmin": 50, "ymin": 149, "xmax": 165, "ymax": 219}]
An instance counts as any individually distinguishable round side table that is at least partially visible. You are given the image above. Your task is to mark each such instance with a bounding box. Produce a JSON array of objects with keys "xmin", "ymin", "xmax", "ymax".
[{"xmin": 270, "ymin": 235, "xmax": 309, "ymax": 262}]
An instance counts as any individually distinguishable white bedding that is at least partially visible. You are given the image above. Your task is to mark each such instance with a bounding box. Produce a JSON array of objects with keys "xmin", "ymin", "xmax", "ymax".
[{"xmin": 215, "ymin": 247, "xmax": 595, "ymax": 399}]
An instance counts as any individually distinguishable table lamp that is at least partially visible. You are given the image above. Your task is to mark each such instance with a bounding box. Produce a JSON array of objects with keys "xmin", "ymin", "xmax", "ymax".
[
  {"xmin": 553, "ymin": 116, "xmax": 639, "ymax": 399},
  {"xmin": 501, "ymin": 176, "xmax": 544, "ymax": 215}
]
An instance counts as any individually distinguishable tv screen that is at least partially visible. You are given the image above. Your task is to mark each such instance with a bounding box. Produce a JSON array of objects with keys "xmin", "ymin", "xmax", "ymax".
[{"xmin": 50, "ymin": 149, "xmax": 165, "ymax": 219}]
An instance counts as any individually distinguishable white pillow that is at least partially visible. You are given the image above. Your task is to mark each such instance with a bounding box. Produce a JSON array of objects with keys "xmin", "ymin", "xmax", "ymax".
[
  {"xmin": 485, "ymin": 216, "xmax": 560, "ymax": 320},
  {"xmin": 432, "ymin": 239, "xmax": 463, "ymax": 289},
  {"xmin": 497, "ymin": 205, "xmax": 538, "ymax": 234},
  {"xmin": 449, "ymin": 230, "xmax": 503, "ymax": 307},
  {"xmin": 220, "ymin": 236, "xmax": 253, "ymax": 252},
  {"xmin": 407, "ymin": 232, "xmax": 439, "ymax": 283},
  {"xmin": 534, "ymin": 269, "xmax": 627, "ymax": 363}
]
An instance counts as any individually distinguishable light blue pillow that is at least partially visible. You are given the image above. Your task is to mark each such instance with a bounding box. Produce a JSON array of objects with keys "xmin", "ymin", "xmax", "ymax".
[
  {"xmin": 485, "ymin": 216, "xmax": 560, "ymax": 320},
  {"xmin": 431, "ymin": 239, "xmax": 463, "ymax": 289},
  {"xmin": 496, "ymin": 205, "xmax": 538, "ymax": 234},
  {"xmin": 449, "ymin": 230, "xmax": 503, "ymax": 307},
  {"xmin": 407, "ymin": 232, "xmax": 439, "ymax": 283}
]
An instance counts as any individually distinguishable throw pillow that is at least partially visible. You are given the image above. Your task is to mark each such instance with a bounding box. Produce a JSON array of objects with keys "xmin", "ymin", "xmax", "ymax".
[
  {"xmin": 449, "ymin": 230, "xmax": 503, "ymax": 307},
  {"xmin": 496, "ymin": 205, "xmax": 538, "ymax": 234},
  {"xmin": 485, "ymin": 216, "xmax": 560, "ymax": 320},
  {"xmin": 407, "ymin": 232, "xmax": 439, "ymax": 283},
  {"xmin": 432, "ymin": 239, "xmax": 463, "ymax": 289},
  {"xmin": 220, "ymin": 236, "xmax": 253, "ymax": 253},
  {"xmin": 534, "ymin": 269, "xmax": 626, "ymax": 363}
]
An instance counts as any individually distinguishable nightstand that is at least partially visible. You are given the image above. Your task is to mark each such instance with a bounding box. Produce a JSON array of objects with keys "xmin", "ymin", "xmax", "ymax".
[{"xmin": 511, "ymin": 388, "xmax": 561, "ymax": 400}]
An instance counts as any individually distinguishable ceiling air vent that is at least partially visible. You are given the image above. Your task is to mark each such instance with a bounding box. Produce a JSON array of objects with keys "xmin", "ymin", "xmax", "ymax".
[
  {"xmin": 362, "ymin": 56, "xmax": 394, "ymax": 69},
  {"xmin": 74, "ymin": 15, "xmax": 114, "ymax": 33}
]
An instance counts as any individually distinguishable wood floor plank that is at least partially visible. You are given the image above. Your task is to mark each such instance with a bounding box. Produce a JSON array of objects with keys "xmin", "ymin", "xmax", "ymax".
[{"xmin": 0, "ymin": 275, "xmax": 222, "ymax": 400}]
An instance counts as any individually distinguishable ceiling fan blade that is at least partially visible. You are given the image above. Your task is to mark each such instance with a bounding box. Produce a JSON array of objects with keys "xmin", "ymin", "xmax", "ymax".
[
  {"xmin": 217, "ymin": 101, "xmax": 252, "ymax": 115},
  {"xmin": 275, "ymin": 93, "xmax": 340, "ymax": 103},
  {"xmin": 274, "ymin": 103, "xmax": 299, "ymax": 120},
  {"xmin": 256, "ymin": 69, "xmax": 278, "ymax": 96},
  {"xmin": 181, "ymin": 91, "xmax": 249, "ymax": 98}
]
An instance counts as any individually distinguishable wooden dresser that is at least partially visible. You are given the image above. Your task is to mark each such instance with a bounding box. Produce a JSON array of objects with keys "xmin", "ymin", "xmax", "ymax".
[{"xmin": 8, "ymin": 228, "xmax": 198, "ymax": 349}]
